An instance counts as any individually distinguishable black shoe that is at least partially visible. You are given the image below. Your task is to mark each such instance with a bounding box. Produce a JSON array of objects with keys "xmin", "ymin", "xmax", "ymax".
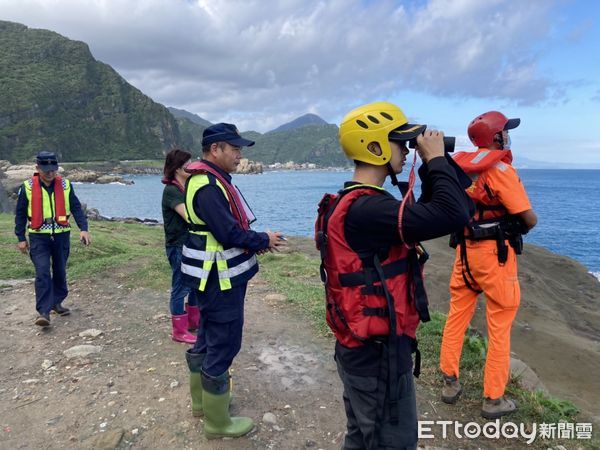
[
  {"xmin": 35, "ymin": 313, "xmax": 50, "ymax": 327},
  {"xmin": 52, "ymin": 304, "xmax": 71, "ymax": 316}
]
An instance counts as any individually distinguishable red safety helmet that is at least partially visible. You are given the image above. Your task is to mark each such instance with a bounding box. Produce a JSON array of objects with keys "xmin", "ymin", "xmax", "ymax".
[{"xmin": 467, "ymin": 111, "xmax": 520, "ymax": 148}]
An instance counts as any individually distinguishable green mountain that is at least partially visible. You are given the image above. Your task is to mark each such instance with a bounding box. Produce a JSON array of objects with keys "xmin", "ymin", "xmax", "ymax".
[
  {"xmin": 0, "ymin": 21, "xmax": 181, "ymax": 163},
  {"xmin": 176, "ymin": 117, "xmax": 207, "ymax": 156},
  {"xmin": 268, "ymin": 113, "xmax": 328, "ymax": 133},
  {"xmin": 0, "ymin": 21, "xmax": 346, "ymax": 167},
  {"xmin": 247, "ymin": 124, "xmax": 346, "ymax": 166},
  {"xmin": 168, "ymin": 107, "xmax": 347, "ymax": 166},
  {"xmin": 168, "ymin": 107, "xmax": 212, "ymax": 127}
]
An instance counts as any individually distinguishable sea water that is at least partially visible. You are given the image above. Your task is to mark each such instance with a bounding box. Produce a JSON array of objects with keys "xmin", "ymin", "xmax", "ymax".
[{"xmin": 73, "ymin": 169, "xmax": 600, "ymax": 278}]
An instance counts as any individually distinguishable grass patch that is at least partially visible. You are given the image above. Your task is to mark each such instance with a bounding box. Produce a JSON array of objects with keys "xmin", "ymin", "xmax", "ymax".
[
  {"xmin": 258, "ymin": 251, "xmax": 329, "ymax": 334},
  {"xmin": 0, "ymin": 213, "xmax": 170, "ymax": 289}
]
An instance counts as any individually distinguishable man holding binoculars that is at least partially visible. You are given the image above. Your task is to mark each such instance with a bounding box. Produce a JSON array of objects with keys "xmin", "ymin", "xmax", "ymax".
[{"xmin": 315, "ymin": 101, "xmax": 473, "ymax": 449}]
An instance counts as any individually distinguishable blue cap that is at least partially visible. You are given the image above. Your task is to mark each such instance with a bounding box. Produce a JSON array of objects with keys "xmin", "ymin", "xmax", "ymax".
[
  {"xmin": 202, "ymin": 123, "xmax": 255, "ymax": 147},
  {"xmin": 36, "ymin": 151, "xmax": 59, "ymax": 172}
]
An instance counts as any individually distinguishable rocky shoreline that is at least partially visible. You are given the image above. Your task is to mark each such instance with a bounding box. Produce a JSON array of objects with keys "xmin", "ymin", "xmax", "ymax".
[
  {"xmin": 0, "ymin": 158, "xmax": 352, "ymax": 213},
  {"xmin": 0, "ymin": 160, "xmax": 136, "ymax": 213}
]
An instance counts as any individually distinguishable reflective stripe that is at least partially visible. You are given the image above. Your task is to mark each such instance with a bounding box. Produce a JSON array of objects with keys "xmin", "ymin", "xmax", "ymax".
[
  {"xmin": 494, "ymin": 161, "xmax": 508, "ymax": 171},
  {"xmin": 181, "ymin": 263, "xmax": 211, "ymax": 280},
  {"xmin": 470, "ymin": 150, "xmax": 490, "ymax": 164},
  {"xmin": 217, "ymin": 247, "xmax": 246, "ymax": 260},
  {"xmin": 183, "ymin": 246, "xmax": 246, "ymax": 262},
  {"xmin": 218, "ymin": 255, "xmax": 257, "ymax": 279},
  {"xmin": 183, "ymin": 246, "xmax": 215, "ymax": 261}
]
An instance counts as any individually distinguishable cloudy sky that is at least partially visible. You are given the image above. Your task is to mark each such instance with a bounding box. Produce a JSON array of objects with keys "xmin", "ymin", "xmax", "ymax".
[{"xmin": 2, "ymin": 0, "xmax": 600, "ymax": 164}]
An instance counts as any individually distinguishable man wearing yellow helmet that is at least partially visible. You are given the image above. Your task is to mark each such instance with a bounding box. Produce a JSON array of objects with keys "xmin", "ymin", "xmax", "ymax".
[{"xmin": 315, "ymin": 102, "xmax": 473, "ymax": 449}]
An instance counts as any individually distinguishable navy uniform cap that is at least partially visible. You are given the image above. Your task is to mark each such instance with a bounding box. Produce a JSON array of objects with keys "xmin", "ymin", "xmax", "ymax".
[
  {"xmin": 202, "ymin": 123, "xmax": 255, "ymax": 147},
  {"xmin": 36, "ymin": 151, "xmax": 59, "ymax": 172}
]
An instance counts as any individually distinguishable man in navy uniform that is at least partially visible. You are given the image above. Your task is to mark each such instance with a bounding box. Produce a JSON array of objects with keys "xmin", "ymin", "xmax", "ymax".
[
  {"xmin": 182, "ymin": 123, "xmax": 285, "ymax": 439},
  {"xmin": 15, "ymin": 151, "xmax": 91, "ymax": 327}
]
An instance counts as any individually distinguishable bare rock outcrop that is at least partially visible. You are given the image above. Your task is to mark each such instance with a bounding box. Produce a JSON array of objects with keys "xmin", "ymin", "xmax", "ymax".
[{"xmin": 236, "ymin": 158, "xmax": 263, "ymax": 174}]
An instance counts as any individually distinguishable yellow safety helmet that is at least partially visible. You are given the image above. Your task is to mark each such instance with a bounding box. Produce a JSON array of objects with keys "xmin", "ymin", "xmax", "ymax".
[{"xmin": 339, "ymin": 101, "xmax": 425, "ymax": 165}]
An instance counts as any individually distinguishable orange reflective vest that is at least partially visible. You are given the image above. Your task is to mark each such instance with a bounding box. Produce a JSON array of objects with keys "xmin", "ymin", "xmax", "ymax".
[{"xmin": 25, "ymin": 175, "xmax": 70, "ymax": 232}]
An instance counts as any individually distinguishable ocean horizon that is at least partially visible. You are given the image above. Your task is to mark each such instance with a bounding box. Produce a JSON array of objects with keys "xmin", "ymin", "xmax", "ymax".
[{"xmin": 73, "ymin": 169, "xmax": 600, "ymax": 281}]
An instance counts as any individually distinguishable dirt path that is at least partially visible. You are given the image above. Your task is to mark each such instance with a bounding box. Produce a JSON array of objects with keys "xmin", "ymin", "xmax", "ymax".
[
  {"xmin": 0, "ymin": 258, "xmax": 596, "ymax": 449},
  {"xmin": 0, "ymin": 273, "xmax": 350, "ymax": 449}
]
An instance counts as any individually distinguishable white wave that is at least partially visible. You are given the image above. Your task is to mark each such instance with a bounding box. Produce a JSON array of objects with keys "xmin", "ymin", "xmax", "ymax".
[{"xmin": 590, "ymin": 272, "xmax": 600, "ymax": 282}]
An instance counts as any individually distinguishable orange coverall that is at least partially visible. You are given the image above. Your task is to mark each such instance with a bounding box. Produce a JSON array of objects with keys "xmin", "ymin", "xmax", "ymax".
[{"xmin": 439, "ymin": 159, "xmax": 532, "ymax": 399}]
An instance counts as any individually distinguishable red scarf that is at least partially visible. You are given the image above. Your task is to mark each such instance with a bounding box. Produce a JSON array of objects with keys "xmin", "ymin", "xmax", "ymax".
[
  {"xmin": 185, "ymin": 161, "xmax": 250, "ymax": 230},
  {"xmin": 30, "ymin": 174, "xmax": 68, "ymax": 229},
  {"xmin": 161, "ymin": 177, "xmax": 185, "ymax": 193}
]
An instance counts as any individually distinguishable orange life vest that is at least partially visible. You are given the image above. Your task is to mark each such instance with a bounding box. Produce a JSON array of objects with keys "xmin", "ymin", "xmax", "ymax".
[
  {"xmin": 453, "ymin": 149, "xmax": 513, "ymax": 221},
  {"xmin": 29, "ymin": 174, "xmax": 69, "ymax": 230}
]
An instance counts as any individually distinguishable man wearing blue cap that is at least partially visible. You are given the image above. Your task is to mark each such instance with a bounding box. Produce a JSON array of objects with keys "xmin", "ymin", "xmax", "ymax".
[
  {"xmin": 14, "ymin": 151, "xmax": 91, "ymax": 327},
  {"xmin": 182, "ymin": 123, "xmax": 285, "ymax": 439}
]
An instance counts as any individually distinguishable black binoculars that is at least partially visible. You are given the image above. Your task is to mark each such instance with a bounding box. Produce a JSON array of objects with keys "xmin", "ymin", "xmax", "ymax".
[{"xmin": 407, "ymin": 135, "xmax": 455, "ymax": 153}]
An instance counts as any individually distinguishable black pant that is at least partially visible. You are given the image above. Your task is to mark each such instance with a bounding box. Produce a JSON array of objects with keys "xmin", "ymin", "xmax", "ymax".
[
  {"xmin": 189, "ymin": 269, "xmax": 247, "ymax": 377},
  {"xmin": 29, "ymin": 233, "xmax": 70, "ymax": 315},
  {"xmin": 336, "ymin": 346, "xmax": 417, "ymax": 450}
]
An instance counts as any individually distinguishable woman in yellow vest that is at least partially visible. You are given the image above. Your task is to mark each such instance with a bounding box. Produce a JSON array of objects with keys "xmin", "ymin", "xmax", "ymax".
[{"xmin": 15, "ymin": 151, "xmax": 91, "ymax": 327}]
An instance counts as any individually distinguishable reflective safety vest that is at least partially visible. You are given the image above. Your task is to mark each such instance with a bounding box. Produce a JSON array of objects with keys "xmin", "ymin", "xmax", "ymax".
[
  {"xmin": 315, "ymin": 185, "xmax": 428, "ymax": 349},
  {"xmin": 181, "ymin": 170, "xmax": 258, "ymax": 292},
  {"xmin": 24, "ymin": 175, "xmax": 71, "ymax": 234}
]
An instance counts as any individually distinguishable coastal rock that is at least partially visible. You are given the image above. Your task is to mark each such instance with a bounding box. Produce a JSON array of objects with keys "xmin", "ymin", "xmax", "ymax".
[
  {"xmin": 267, "ymin": 161, "xmax": 318, "ymax": 171},
  {"xmin": 95, "ymin": 174, "xmax": 133, "ymax": 185},
  {"xmin": 66, "ymin": 169, "xmax": 102, "ymax": 183},
  {"xmin": 90, "ymin": 428, "xmax": 124, "ymax": 449},
  {"xmin": 262, "ymin": 412, "xmax": 277, "ymax": 424},
  {"xmin": 236, "ymin": 158, "xmax": 263, "ymax": 174},
  {"xmin": 79, "ymin": 329, "xmax": 103, "ymax": 338},
  {"xmin": 265, "ymin": 293, "xmax": 287, "ymax": 302},
  {"xmin": 0, "ymin": 160, "xmax": 12, "ymax": 171},
  {"xmin": 510, "ymin": 357, "xmax": 548, "ymax": 393},
  {"xmin": 66, "ymin": 169, "xmax": 132, "ymax": 185},
  {"xmin": 64, "ymin": 345, "xmax": 102, "ymax": 359}
]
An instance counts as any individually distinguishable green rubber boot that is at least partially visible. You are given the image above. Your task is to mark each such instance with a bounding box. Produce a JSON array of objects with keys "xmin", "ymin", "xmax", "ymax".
[
  {"xmin": 201, "ymin": 372, "xmax": 253, "ymax": 439},
  {"xmin": 185, "ymin": 350, "xmax": 205, "ymax": 417}
]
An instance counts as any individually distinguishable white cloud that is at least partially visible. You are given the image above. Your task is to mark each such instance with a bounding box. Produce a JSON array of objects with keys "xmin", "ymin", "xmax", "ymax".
[{"xmin": 1, "ymin": 0, "xmax": 562, "ymax": 131}]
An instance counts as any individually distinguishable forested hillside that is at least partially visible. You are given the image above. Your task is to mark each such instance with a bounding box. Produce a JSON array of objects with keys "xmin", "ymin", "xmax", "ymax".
[
  {"xmin": 0, "ymin": 21, "xmax": 346, "ymax": 166},
  {"xmin": 0, "ymin": 21, "xmax": 181, "ymax": 163}
]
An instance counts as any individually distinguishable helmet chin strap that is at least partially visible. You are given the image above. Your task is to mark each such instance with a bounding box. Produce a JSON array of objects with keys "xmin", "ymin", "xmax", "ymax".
[{"xmin": 387, "ymin": 163, "xmax": 399, "ymax": 187}]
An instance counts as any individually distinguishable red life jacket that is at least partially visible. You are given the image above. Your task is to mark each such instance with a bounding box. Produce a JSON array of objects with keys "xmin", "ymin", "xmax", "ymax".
[
  {"xmin": 30, "ymin": 174, "xmax": 69, "ymax": 230},
  {"xmin": 453, "ymin": 149, "xmax": 513, "ymax": 221},
  {"xmin": 315, "ymin": 186, "xmax": 428, "ymax": 348},
  {"xmin": 186, "ymin": 161, "xmax": 250, "ymax": 230}
]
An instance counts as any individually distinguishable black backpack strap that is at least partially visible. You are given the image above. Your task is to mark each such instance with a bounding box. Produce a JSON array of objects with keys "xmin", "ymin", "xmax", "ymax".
[
  {"xmin": 316, "ymin": 193, "xmax": 345, "ymax": 283},
  {"xmin": 408, "ymin": 248, "xmax": 431, "ymax": 323},
  {"xmin": 372, "ymin": 253, "xmax": 400, "ymax": 426},
  {"xmin": 459, "ymin": 236, "xmax": 483, "ymax": 294}
]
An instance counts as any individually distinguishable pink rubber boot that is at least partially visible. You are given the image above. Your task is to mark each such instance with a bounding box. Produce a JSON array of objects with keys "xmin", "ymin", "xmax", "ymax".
[
  {"xmin": 186, "ymin": 305, "xmax": 200, "ymax": 332},
  {"xmin": 172, "ymin": 314, "xmax": 197, "ymax": 344}
]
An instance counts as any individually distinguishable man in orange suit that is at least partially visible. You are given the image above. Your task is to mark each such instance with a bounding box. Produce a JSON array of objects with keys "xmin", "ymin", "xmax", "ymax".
[{"xmin": 439, "ymin": 111, "xmax": 537, "ymax": 419}]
